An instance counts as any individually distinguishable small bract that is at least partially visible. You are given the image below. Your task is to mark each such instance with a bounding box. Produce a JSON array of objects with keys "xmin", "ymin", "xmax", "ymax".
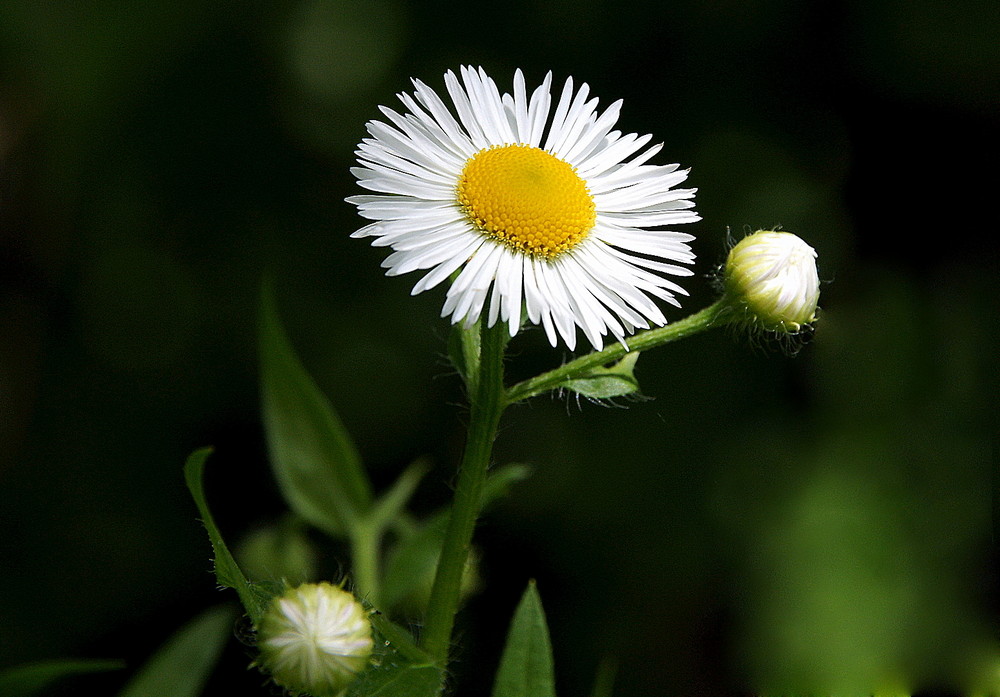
[
  {"xmin": 256, "ymin": 582, "xmax": 373, "ymax": 697},
  {"xmin": 723, "ymin": 230, "xmax": 820, "ymax": 332}
]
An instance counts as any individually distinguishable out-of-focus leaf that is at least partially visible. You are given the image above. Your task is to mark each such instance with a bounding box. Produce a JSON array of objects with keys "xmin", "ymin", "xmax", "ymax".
[
  {"xmin": 235, "ymin": 515, "xmax": 317, "ymax": 585},
  {"xmin": 117, "ymin": 605, "xmax": 235, "ymax": 697},
  {"xmin": 589, "ymin": 656, "xmax": 618, "ymax": 697},
  {"xmin": 382, "ymin": 513, "xmax": 469, "ymax": 614},
  {"xmin": 562, "ymin": 352, "xmax": 641, "ymax": 399},
  {"xmin": 259, "ymin": 280, "xmax": 372, "ymax": 537},
  {"xmin": 368, "ymin": 459, "xmax": 430, "ymax": 533},
  {"xmin": 0, "ymin": 659, "xmax": 123, "ymax": 696},
  {"xmin": 492, "ymin": 581, "xmax": 556, "ymax": 697},
  {"xmin": 184, "ymin": 448, "xmax": 274, "ymax": 624},
  {"xmin": 482, "ymin": 462, "xmax": 532, "ymax": 503},
  {"xmin": 382, "ymin": 464, "xmax": 529, "ymax": 612}
]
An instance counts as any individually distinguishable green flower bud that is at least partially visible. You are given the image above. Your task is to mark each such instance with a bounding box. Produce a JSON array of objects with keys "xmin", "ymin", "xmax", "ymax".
[
  {"xmin": 723, "ymin": 230, "xmax": 820, "ymax": 332},
  {"xmin": 256, "ymin": 582, "xmax": 373, "ymax": 697}
]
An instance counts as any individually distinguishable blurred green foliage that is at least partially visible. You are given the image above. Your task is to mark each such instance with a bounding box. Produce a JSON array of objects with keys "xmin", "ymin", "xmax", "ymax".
[{"xmin": 0, "ymin": 0, "xmax": 994, "ymax": 695}]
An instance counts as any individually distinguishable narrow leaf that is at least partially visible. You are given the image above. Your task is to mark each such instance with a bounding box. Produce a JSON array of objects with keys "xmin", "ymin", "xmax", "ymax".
[
  {"xmin": 563, "ymin": 352, "xmax": 641, "ymax": 399},
  {"xmin": 184, "ymin": 448, "xmax": 273, "ymax": 624},
  {"xmin": 492, "ymin": 581, "xmax": 556, "ymax": 697},
  {"xmin": 0, "ymin": 659, "xmax": 123, "ymax": 696},
  {"xmin": 259, "ymin": 281, "xmax": 372, "ymax": 536},
  {"xmin": 117, "ymin": 605, "xmax": 235, "ymax": 697}
]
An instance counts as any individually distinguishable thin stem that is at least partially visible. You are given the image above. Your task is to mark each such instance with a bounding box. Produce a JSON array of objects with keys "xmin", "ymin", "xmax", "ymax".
[
  {"xmin": 422, "ymin": 321, "xmax": 509, "ymax": 660},
  {"xmin": 506, "ymin": 300, "xmax": 729, "ymax": 403},
  {"xmin": 350, "ymin": 523, "xmax": 381, "ymax": 608}
]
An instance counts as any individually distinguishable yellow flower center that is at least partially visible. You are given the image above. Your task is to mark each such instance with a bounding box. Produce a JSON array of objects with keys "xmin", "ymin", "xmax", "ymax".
[{"xmin": 456, "ymin": 144, "xmax": 596, "ymax": 260}]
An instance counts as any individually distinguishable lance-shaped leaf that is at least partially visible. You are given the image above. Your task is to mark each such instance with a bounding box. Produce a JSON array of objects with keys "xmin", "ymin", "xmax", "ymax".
[
  {"xmin": 0, "ymin": 659, "xmax": 122, "ymax": 696},
  {"xmin": 184, "ymin": 448, "xmax": 273, "ymax": 624},
  {"xmin": 117, "ymin": 605, "xmax": 235, "ymax": 697},
  {"xmin": 259, "ymin": 281, "xmax": 373, "ymax": 536},
  {"xmin": 492, "ymin": 581, "xmax": 556, "ymax": 697},
  {"xmin": 562, "ymin": 352, "xmax": 641, "ymax": 399}
]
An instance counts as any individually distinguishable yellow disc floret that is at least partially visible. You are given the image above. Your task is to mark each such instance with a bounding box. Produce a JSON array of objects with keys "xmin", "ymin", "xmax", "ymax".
[{"xmin": 457, "ymin": 144, "xmax": 596, "ymax": 260}]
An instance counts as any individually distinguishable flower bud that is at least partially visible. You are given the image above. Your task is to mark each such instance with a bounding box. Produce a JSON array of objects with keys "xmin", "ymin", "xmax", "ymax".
[
  {"xmin": 256, "ymin": 582, "xmax": 373, "ymax": 697},
  {"xmin": 723, "ymin": 230, "xmax": 820, "ymax": 332}
]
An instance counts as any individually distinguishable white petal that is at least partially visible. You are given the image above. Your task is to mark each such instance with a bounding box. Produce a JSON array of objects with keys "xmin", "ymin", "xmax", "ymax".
[{"xmin": 348, "ymin": 67, "xmax": 702, "ymax": 351}]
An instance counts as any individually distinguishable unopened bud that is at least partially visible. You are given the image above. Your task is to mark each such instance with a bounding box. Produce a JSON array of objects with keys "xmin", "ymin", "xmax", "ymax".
[
  {"xmin": 723, "ymin": 230, "xmax": 820, "ymax": 332},
  {"xmin": 256, "ymin": 582, "xmax": 373, "ymax": 697}
]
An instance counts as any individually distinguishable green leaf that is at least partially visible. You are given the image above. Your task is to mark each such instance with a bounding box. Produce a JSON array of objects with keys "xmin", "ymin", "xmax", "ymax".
[
  {"xmin": 184, "ymin": 448, "xmax": 274, "ymax": 624},
  {"xmin": 589, "ymin": 656, "xmax": 618, "ymax": 697},
  {"xmin": 368, "ymin": 459, "xmax": 431, "ymax": 534},
  {"xmin": 235, "ymin": 515, "xmax": 317, "ymax": 586},
  {"xmin": 0, "ymin": 659, "xmax": 123, "ymax": 696},
  {"xmin": 347, "ymin": 663, "xmax": 443, "ymax": 697},
  {"xmin": 346, "ymin": 616, "xmax": 443, "ymax": 697},
  {"xmin": 381, "ymin": 513, "xmax": 450, "ymax": 613},
  {"xmin": 117, "ymin": 605, "xmax": 235, "ymax": 697},
  {"xmin": 259, "ymin": 280, "xmax": 372, "ymax": 537},
  {"xmin": 482, "ymin": 462, "xmax": 532, "ymax": 502},
  {"xmin": 562, "ymin": 352, "xmax": 641, "ymax": 399},
  {"xmin": 367, "ymin": 612, "xmax": 434, "ymax": 665},
  {"xmin": 492, "ymin": 581, "xmax": 556, "ymax": 697},
  {"xmin": 382, "ymin": 464, "xmax": 530, "ymax": 613}
]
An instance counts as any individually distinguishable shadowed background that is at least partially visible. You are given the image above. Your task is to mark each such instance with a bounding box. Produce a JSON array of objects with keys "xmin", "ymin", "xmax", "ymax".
[{"xmin": 0, "ymin": 0, "xmax": 996, "ymax": 695}]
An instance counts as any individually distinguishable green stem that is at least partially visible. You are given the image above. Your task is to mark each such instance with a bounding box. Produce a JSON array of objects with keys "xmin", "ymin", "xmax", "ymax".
[
  {"xmin": 350, "ymin": 523, "xmax": 381, "ymax": 607},
  {"xmin": 506, "ymin": 300, "xmax": 729, "ymax": 403},
  {"xmin": 422, "ymin": 321, "xmax": 509, "ymax": 660}
]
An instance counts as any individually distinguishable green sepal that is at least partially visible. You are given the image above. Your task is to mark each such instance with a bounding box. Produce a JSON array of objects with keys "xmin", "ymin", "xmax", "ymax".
[
  {"xmin": 116, "ymin": 605, "xmax": 235, "ymax": 697},
  {"xmin": 492, "ymin": 580, "xmax": 556, "ymax": 697},
  {"xmin": 562, "ymin": 351, "xmax": 641, "ymax": 399},
  {"xmin": 346, "ymin": 614, "xmax": 443, "ymax": 697},
  {"xmin": 0, "ymin": 659, "xmax": 123, "ymax": 696},
  {"xmin": 259, "ymin": 279, "xmax": 372, "ymax": 538},
  {"xmin": 184, "ymin": 448, "xmax": 275, "ymax": 624}
]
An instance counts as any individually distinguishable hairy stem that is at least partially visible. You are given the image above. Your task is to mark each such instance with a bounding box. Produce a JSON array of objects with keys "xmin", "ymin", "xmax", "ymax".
[{"xmin": 422, "ymin": 321, "xmax": 509, "ymax": 660}]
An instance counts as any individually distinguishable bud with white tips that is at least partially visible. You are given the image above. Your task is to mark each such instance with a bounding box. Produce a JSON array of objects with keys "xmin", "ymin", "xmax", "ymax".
[
  {"xmin": 723, "ymin": 230, "xmax": 820, "ymax": 332},
  {"xmin": 256, "ymin": 582, "xmax": 373, "ymax": 697}
]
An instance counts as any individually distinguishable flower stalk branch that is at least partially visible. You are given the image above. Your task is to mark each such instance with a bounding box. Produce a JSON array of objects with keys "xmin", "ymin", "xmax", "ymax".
[{"xmin": 506, "ymin": 300, "xmax": 729, "ymax": 403}]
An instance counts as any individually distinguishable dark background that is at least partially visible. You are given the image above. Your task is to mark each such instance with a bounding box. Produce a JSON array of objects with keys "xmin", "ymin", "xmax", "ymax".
[{"xmin": 0, "ymin": 0, "xmax": 996, "ymax": 695}]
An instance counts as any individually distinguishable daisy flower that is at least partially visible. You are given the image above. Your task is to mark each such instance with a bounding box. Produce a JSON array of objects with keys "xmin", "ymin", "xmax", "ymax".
[{"xmin": 348, "ymin": 66, "xmax": 699, "ymax": 351}]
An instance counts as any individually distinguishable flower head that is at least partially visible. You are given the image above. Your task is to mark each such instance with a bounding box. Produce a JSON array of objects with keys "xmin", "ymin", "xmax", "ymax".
[
  {"xmin": 723, "ymin": 229, "xmax": 820, "ymax": 332},
  {"xmin": 256, "ymin": 582, "xmax": 373, "ymax": 697},
  {"xmin": 348, "ymin": 66, "xmax": 699, "ymax": 350}
]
